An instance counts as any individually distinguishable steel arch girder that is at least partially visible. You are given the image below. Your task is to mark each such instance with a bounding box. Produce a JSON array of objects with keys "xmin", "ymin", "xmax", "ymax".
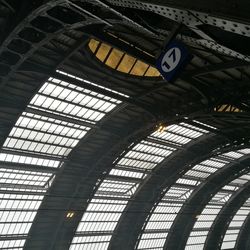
[
  {"xmin": 235, "ymin": 208, "xmax": 250, "ymax": 249},
  {"xmin": 204, "ymin": 182, "xmax": 250, "ymax": 250},
  {"xmin": 163, "ymin": 156, "xmax": 250, "ymax": 250},
  {"xmin": 108, "ymin": 129, "xmax": 250, "ymax": 250}
]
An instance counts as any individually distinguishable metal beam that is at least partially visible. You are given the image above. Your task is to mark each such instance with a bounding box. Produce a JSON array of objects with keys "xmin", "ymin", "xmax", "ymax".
[
  {"xmin": 235, "ymin": 210, "xmax": 250, "ymax": 249},
  {"xmin": 107, "ymin": 131, "xmax": 246, "ymax": 250},
  {"xmin": 2, "ymin": 3, "xmax": 249, "ymax": 250},
  {"xmin": 0, "ymin": 148, "xmax": 65, "ymax": 162},
  {"xmin": 52, "ymin": 71, "xmax": 155, "ymax": 115},
  {"xmin": 163, "ymin": 156, "xmax": 250, "ymax": 250},
  {"xmin": 204, "ymin": 182, "xmax": 250, "ymax": 250},
  {"xmin": 0, "ymin": 183, "xmax": 47, "ymax": 190},
  {"xmin": 0, "ymin": 161, "xmax": 57, "ymax": 173},
  {"xmin": 25, "ymin": 107, "xmax": 97, "ymax": 129},
  {"xmin": 84, "ymin": 28, "xmax": 156, "ymax": 66},
  {"xmin": 84, "ymin": 22, "xmax": 212, "ymax": 103},
  {"xmin": 23, "ymin": 113, "xmax": 155, "ymax": 250},
  {"xmin": 129, "ymin": 0, "xmax": 250, "ymax": 21},
  {"xmin": 185, "ymin": 60, "xmax": 250, "ymax": 77}
]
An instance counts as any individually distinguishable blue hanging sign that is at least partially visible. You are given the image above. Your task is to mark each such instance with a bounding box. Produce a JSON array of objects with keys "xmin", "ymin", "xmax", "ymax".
[{"xmin": 156, "ymin": 40, "xmax": 192, "ymax": 81}]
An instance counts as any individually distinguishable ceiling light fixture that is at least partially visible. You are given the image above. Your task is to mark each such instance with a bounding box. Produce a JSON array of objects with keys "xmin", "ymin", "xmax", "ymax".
[
  {"xmin": 66, "ymin": 212, "xmax": 75, "ymax": 218},
  {"xmin": 157, "ymin": 124, "xmax": 166, "ymax": 133}
]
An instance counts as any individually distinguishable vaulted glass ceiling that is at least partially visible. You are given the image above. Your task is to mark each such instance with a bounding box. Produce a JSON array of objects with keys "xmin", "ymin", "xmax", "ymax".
[
  {"xmin": 0, "ymin": 71, "xmax": 124, "ymax": 249},
  {"xmin": 186, "ymin": 169, "xmax": 250, "ymax": 250},
  {"xmin": 70, "ymin": 122, "xmax": 212, "ymax": 249},
  {"xmin": 137, "ymin": 148, "xmax": 250, "ymax": 250},
  {"xmin": 222, "ymin": 198, "xmax": 250, "ymax": 249},
  {"xmin": 1, "ymin": 0, "xmax": 250, "ymax": 249}
]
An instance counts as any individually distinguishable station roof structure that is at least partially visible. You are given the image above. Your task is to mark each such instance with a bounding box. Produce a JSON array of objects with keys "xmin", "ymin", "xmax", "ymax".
[{"xmin": 0, "ymin": 0, "xmax": 250, "ymax": 249}]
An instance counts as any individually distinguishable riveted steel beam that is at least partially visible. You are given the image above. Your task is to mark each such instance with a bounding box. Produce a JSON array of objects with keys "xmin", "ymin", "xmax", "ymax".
[
  {"xmin": 204, "ymin": 182, "xmax": 250, "ymax": 250},
  {"xmin": 163, "ymin": 156, "xmax": 250, "ymax": 250}
]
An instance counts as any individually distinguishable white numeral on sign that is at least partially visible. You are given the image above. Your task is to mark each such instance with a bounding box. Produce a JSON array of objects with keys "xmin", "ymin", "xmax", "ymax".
[{"xmin": 161, "ymin": 47, "xmax": 181, "ymax": 73}]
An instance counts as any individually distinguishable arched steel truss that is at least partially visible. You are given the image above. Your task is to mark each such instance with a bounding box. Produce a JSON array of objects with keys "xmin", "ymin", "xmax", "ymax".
[
  {"xmin": 1, "ymin": 1, "xmax": 250, "ymax": 250},
  {"xmin": 236, "ymin": 209, "xmax": 250, "ymax": 249},
  {"xmin": 204, "ymin": 182, "xmax": 250, "ymax": 250},
  {"xmin": 108, "ymin": 128, "xmax": 250, "ymax": 249},
  {"xmin": 163, "ymin": 156, "xmax": 250, "ymax": 250}
]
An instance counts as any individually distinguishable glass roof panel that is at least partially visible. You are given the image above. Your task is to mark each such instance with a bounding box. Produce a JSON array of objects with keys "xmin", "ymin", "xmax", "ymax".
[
  {"xmin": 71, "ymin": 123, "xmax": 209, "ymax": 249},
  {"xmin": 137, "ymin": 149, "xmax": 249, "ymax": 250},
  {"xmin": 0, "ymin": 70, "xmax": 122, "ymax": 249},
  {"xmin": 185, "ymin": 175, "xmax": 250, "ymax": 249},
  {"xmin": 221, "ymin": 198, "xmax": 250, "ymax": 249}
]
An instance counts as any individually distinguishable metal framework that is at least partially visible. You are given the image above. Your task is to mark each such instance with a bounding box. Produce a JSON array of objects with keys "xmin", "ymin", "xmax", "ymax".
[
  {"xmin": 163, "ymin": 156, "xmax": 250, "ymax": 250},
  {"xmin": 236, "ymin": 209, "xmax": 250, "ymax": 249},
  {"xmin": 71, "ymin": 121, "xmax": 210, "ymax": 249},
  {"xmin": 0, "ymin": 0, "xmax": 250, "ymax": 250},
  {"xmin": 131, "ymin": 143, "xmax": 250, "ymax": 249},
  {"xmin": 107, "ymin": 126, "xmax": 246, "ymax": 249},
  {"xmin": 204, "ymin": 183, "xmax": 250, "ymax": 250}
]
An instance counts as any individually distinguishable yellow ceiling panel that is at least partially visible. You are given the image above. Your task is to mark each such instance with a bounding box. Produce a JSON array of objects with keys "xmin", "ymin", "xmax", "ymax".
[
  {"xmin": 88, "ymin": 38, "xmax": 160, "ymax": 77},
  {"xmin": 105, "ymin": 48, "xmax": 124, "ymax": 69}
]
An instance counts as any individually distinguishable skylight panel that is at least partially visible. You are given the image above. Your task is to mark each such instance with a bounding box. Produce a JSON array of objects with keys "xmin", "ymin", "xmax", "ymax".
[
  {"xmin": 137, "ymin": 148, "xmax": 247, "ymax": 250},
  {"xmin": 222, "ymin": 201, "xmax": 250, "ymax": 249},
  {"xmin": 0, "ymin": 193, "xmax": 42, "ymax": 248},
  {"xmin": 193, "ymin": 164, "xmax": 220, "ymax": 173},
  {"xmin": 71, "ymin": 121, "xmax": 211, "ymax": 249},
  {"xmin": 110, "ymin": 169, "xmax": 144, "ymax": 179},
  {"xmin": 222, "ymin": 151, "xmax": 244, "ymax": 159},
  {"xmin": 201, "ymin": 159, "xmax": 228, "ymax": 168},
  {"xmin": 238, "ymin": 148, "xmax": 250, "ymax": 154},
  {"xmin": 30, "ymin": 77, "xmax": 121, "ymax": 124},
  {"xmin": 70, "ymin": 235, "xmax": 111, "ymax": 250},
  {"xmin": 185, "ymin": 169, "xmax": 211, "ymax": 179},
  {"xmin": 138, "ymin": 232, "xmax": 168, "ymax": 249},
  {"xmin": 117, "ymin": 158, "xmax": 157, "ymax": 170},
  {"xmin": 185, "ymin": 173, "xmax": 249, "ymax": 249},
  {"xmin": 0, "ymin": 70, "xmax": 124, "ymax": 248},
  {"xmin": 97, "ymin": 180, "xmax": 138, "ymax": 196},
  {"xmin": 176, "ymin": 178, "xmax": 199, "ymax": 186},
  {"xmin": 151, "ymin": 131, "xmax": 191, "ymax": 145},
  {"xmin": 132, "ymin": 141, "xmax": 174, "ymax": 158},
  {"xmin": 0, "ymin": 169, "xmax": 52, "ymax": 187},
  {"xmin": 56, "ymin": 70, "xmax": 129, "ymax": 98},
  {"xmin": 0, "ymin": 153, "xmax": 61, "ymax": 168},
  {"xmin": 167, "ymin": 124, "xmax": 204, "ymax": 138},
  {"xmin": 0, "ymin": 239, "xmax": 25, "ymax": 249},
  {"xmin": 191, "ymin": 120, "xmax": 217, "ymax": 130}
]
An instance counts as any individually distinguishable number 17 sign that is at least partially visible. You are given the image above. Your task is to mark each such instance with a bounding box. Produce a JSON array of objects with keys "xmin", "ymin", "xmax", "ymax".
[{"xmin": 156, "ymin": 40, "xmax": 192, "ymax": 81}]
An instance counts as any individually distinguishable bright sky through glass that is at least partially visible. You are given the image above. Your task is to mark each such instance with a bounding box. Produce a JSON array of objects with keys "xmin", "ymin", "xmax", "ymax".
[{"xmin": 0, "ymin": 71, "xmax": 123, "ymax": 249}]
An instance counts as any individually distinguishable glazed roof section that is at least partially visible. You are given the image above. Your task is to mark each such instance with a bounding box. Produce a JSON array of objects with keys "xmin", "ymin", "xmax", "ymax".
[
  {"xmin": 0, "ymin": 70, "xmax": 123, "ymax": 249},
  {"xmin": 137, "ymin": 148, "xmax": 250, "ymax": 250},
  {"xmin": 70, "ymin": 122, "xmax": 212, "ymax": 250},
  {"xmin": 222, "ymin": 198, "xmax": 250, "ymax": 249}
]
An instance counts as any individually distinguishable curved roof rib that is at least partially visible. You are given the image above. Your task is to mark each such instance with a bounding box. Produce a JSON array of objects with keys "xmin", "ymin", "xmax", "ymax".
[
  {"xmin": 235, "ymin": 209, "xmax": 250, "ymax": 250},
  {"xmin": 108, "ymin": 125, "xmax": 248, "ymax": 249},
  {"xmin": 1, "ymin": 1, "xmax": 250, "ymax": 250},
  {"xmin": 184, "ymin": 175, "xmax": 250, "ymax": 250},
  {"xmin": 0, "ymin": 69, "xmax": 126, "ymax": 249},
  {"xmin": 107, "ymin": 0, "xmax": 250, "ymax": 62},
  {"xmin": 164, "ymin": 153, "xmax": 250, "ymax": 250},
  {"xmin": 206, "ymin": 188, "xmax": 250, "ymax": 250},
  {"xmin": 133, "ymin": 145, "xmax": 250, "ymax": 250},
  {"xmin": 184, "ymin": 168, "xmax": 250, "ymax": 250},
  {"xmin": 70, "ymin": 121, "xmax": 210, "ymax": 250}
]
